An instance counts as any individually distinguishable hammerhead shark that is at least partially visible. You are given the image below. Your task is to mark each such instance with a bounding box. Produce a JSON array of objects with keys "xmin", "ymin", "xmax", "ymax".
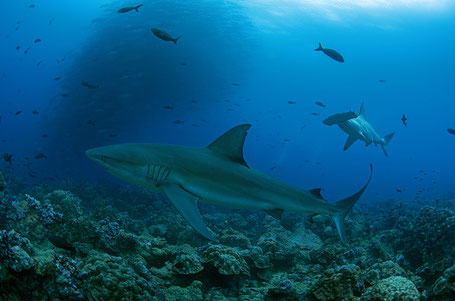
[
  {"xmin": 323, "ymin": 103, "xmax": 394, "ymax": 157},
  {"xmin": 86, "ymin": 124, "xmax": 372, "ymax": 243}
]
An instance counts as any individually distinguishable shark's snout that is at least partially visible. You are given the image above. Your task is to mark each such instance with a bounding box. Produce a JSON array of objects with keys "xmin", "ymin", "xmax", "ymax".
[{"xmin": 86, "ymin": 148, "xmax": 106, "ymax": 165}]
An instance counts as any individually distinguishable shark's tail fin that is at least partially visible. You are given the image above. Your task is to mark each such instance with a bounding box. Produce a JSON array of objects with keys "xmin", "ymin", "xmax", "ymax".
[
  {"xmin": 314, "ymin": 42, "xmax": 323, "ymax": 51},
  {"xmin": 135, "ymin": 4, "xmax": 143, "ymax": 12},
  {"xmin": 380, "ymin": 133, "xmax": 394, "ymax": 157},
  {"xmin": 173, "ymin": 35, "xmax": 183, "ymax": 45},
  {"xmin": 331, "ymin": 164, "xmax": 373, "ymax": 244}
]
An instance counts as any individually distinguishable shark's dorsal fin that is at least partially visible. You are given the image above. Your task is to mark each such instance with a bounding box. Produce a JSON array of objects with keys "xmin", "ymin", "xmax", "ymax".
[
  {"xmin": 309, "ymin": 188, "xmax": 325, "ymax": 200},
  {"xmin": 207, "ymin": 124, "xmax": 251, "ymax": 167},
  {"xmin": 359, "ymin": 102, "xmax": 366, "ymax": 118}
]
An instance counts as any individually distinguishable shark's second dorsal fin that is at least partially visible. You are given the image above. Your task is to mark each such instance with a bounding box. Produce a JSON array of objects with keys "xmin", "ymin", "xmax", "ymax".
[
  {"xmin": 359, "ymin": 102, "xmax": 366, "ymax": 118},
  {"xmin": 207, "ymin": 124, "xmax": 251, "ymax": 167},
  {"xmin": 309, "ymin": 188, "xmax": 326, "ymax": 200}
]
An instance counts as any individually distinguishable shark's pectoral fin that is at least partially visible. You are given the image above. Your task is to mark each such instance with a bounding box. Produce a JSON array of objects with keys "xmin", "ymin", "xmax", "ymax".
[
  {"xmin": 365, "ymin": 141, "xmax": 372, "ymax": 147},
  {"xmin": 264, "ymin": 208, "xmax": 284, "ymax": 220},
  {"xmin": 161, "ymin": 183, "xmax": 218, "ymax": 242},
  {"xmin": 207, "ymin": 124, "xmax": 251, "ymax": 167},
  {"xmin": 344, "ymin": 136, "xmax": 358, "ymax": 151}
]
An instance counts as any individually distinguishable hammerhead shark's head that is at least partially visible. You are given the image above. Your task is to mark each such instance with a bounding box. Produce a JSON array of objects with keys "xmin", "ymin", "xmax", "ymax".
[
  {"xmin": 323, "ymin": 103, "xmax": 394, "ymax": 157},
  {"xmin": 86, "ymin": 124, "xmax": 372, "ymax": 243}
]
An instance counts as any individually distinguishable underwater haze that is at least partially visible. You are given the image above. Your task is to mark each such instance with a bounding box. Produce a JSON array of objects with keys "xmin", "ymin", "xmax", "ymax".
[{"xmin": 1, "ymin": 0, "xmax": 455, "ymax": 300}]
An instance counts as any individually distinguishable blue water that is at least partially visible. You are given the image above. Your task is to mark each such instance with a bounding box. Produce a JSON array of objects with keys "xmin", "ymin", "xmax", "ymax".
[{"xmin": 1, "ymin": 0, "xmax": 454, "ymax": 204}]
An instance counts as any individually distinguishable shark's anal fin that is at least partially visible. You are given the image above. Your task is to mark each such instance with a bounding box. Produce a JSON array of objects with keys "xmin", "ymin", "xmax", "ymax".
[
  {"xmin": 161, "ymin": 183, "xmax": 218, "ymax": 242},
  {"xmin": 309, "ymin": 188, "xmax": 325, "ymax": 200},
  {"xmin": 207, "ymin": 124, "xmax": 251, "ymax": 167},
  {"xmin": 264, "ymin": 208, "xmax": 284, "ymax": 220},
  {"xmin": 344, "ymin": 136, "xmax": 358, "ymax": 151}
]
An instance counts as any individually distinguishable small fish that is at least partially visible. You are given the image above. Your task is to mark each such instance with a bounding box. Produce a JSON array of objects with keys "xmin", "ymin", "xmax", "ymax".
[
  {"xmin": 87, "ymin": 120, "xmax": 96, "ymax": 126},
  {"xmin": 315, "ymin": 101, "xmax": 326, "ymax": 108},
  {"xmin": 60, "ymin": 93, "xmax": 69, "ymax": 97},
  {"xmin": 16, "ymin": 45, "xmax": 20, "ymax": 50},
  {"xmin": 41, "ymin": 134, "xmax": 48, "ymax": 138},
  {"xmin": 117, "ymin": 4, "xmax": 143, "ymax": 13},
  {"xmin": 151, "ymin": 28, "xmax": 183, "ymax": 45},
  {"xmin": 378, "ymin": 79, "xmax": 386, "ymax": 83},
  {"xmin": 396, "ymin": 189, "xmax": 403, "ymax": 193},
  {"xmin": 34, "ymin": 38, "xmax": 41, "ymax": 43},
  {"xmin": 48, "ymin": 17, "xmax": 54, "ymax": 25},
  {"xmin": 36, "ymin": 60, "xmax": 43, "ymax": 66},
  {"xmin": 314, "ymin": 42, "xmax": 344, "ymax": 62},
  {"xmin": 311, "ymin": 112, "xmax": 320, "ymax": 116},
  {"xmin": 172, "ymin": 120, "xmax": 184, "ymax": 124},
  {"xmin": 16, "ymin": 21, "xmax": 21, "ymax": 25},
  {"xmin": 15, "ymin": 110, "xmax": 22, "ymax": 115},
  {"xmin": 232, "ymin": 83, "xmax": 241, "ymax": 86},
  {"xmin": 162, "ymin": 105, "xmax": 174, "ymax": 110},
  {"xmin": 29, "ymin": 4, "xmax": 35, "ymax": 8},
  {"xmin": 54, "ymin": 76, "xmax": 62, "ymax": 81},
  {"xmin": 191, "ymin": 124, "xmax": 199, "ymax": 127},
  {"xmin": 288, "ymin": 101, "xmax": 296, "ymax": 104},
  {"xmin": 180, "ymin": 62, "xmax": 187, "ymax": 66},
  {"xmin": 448, "ymin": 128, "xmax": 455, "ymax": 135},
  {"xmin": 34, "ymin": 153, "xmax": 47, "ymax": 159},
  {"xmin": 401, "ymin": 114, "xmax": 407, "ymax": 127},
  {"xmin": 32, "ymin": 110, "xmax": 39, "ymax": 114},
  {"xmin": 3, "ymin": 153, "xmax": 12, "ymax": 165},
  {"xmin": 81, "ymin": 81, "xmax": 99, "ymax": 89},
  {"xmin": 24, "ymin": 48, "xmax": 30, "ymax": 54}
]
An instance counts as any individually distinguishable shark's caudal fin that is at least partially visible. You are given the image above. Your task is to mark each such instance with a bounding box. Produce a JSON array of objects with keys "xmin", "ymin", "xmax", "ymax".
[
  {"xmin": 331, "ymin": 164, "xmax": 373, "ymax": 244},
  {"xmin": 314, "ymin": 42, "xmax": 323, "ymax": 51},
  {"xmin": 173, "ymin": 35, "xmax": 183, "ymax": 45},
  {"xmin": 207, "ymin": 124, "xmax": 251, "ymax": 167},
  {"xmin": 380, "ymin": 133, "xmax": 394, "ymax": 157},
  {"xmin": 135, "ymin": 4, "xmax": 143, "ymax": 12}
]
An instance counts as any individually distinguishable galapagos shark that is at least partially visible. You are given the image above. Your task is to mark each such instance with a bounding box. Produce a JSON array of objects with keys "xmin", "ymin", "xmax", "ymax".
[
  {"xmin": 323, "ymin": 103, "xmax": 394, "ymax": 157},
  {"xmin": 86, "ymin": 124, "xmax": 372, "ymax": 243}
]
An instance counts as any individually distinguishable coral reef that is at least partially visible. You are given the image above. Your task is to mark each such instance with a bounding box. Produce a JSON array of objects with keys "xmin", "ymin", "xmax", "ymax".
[{"xmin": 0, "ymin": 180, "xmax": 454, "ymax": 300}]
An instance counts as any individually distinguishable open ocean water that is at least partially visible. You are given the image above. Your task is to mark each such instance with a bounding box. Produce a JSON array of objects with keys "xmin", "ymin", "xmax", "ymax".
[{"xmin": 1, "ymin": 0, "xmax": 455, "ymax": 300}]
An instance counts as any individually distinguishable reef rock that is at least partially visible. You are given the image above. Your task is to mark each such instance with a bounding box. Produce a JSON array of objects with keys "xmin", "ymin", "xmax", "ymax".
[{"xmin": 361, "ymin": 276, "xmax": 419, "ymax": 301}]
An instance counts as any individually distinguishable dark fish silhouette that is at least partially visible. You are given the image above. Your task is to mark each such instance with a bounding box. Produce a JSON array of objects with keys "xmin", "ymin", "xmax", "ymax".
[
  {"xmin": 34, "ymin": 38, "xmax": 41, "ymax": 43},
  {"xmin": 61, "ymin": 93, "xmax": 69, "ymax": 97},
  {"xmin": 16, "ymin": 45, "xmax": 20, "ymax": 50},
  {"xmin": 15, "ymin": 110, "xmax": 22, "ymax": 115},
  {"xmin": 172, "ymin": 120, "xmax": 184, "ymax": 124},
  {"xmin": 314, "ymin": 42, "xmax": 344, "ymax": 62},
  {"xmin": 81, "ymin": 81, "xmax": 99, "ymax": 89},
  {"xmin": 315, "ymin": 101, "xmax": 326, "ymax": 108},
  {"xmin": 151, "ymin": 28, "xmax": 182, "ymax": 45},
  {"xmin": 232, "ymin": 83, "xmax": 241, "ymax": 86},
  {"xmin": 288, "ymin": 101, "xmax": 296, "ymax": 104},
  {"xmin": 32, "ymin": 110, "xmax": 39, "ymax": 114},
  {"xmin": 3, "ymin": 153, "xmax": 12, "ymax": 165},
  {"xmin": 162, "ymin": 105, "xmax": 174, "ymax": 110},
  {"xmin": 311, "ymin": 112, "xmax": 320, "ymax": 116},
  {"xmin": 401, "ymin": 114, "xmax": 407, "ymax": 127},
  {"xmin": 448, "ymin": 128, "xmax": 455, "ymax": 135},
  {"xmin": 87, "ymin": 120, "xmax": 96, "ymax": 125},
  {"xmin": 117, "ymin": 4, "xmax": 143, "ymax": 13},
  {"xmin": 29, "ymin": 4, "xmax": 35, "ymax": 8},
  {"xmin": 54, "ymin": 76, "xmax": 62, "ymax": 80},
  {"xmin": 379, "ymin": 79, "xmax": 386, "ymax": 83},
  {"xmin": 24, "ymin": 48, "xmax": 30, "ymax": 54},
  {"xmin": 49, "ymin": 17, "xmax": 54, "ymax": 25},
  {"xmin": 34, "ymin": 153, "xmax": 47, "ymax": 159}
]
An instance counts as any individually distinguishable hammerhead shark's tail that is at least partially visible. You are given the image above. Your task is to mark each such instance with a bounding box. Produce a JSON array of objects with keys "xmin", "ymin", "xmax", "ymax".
[
  {"xmin": 314, "ymin": 42, "xmax": 323, "ymax": 51},
  {"xmin": 173, "ymin": 35, "xmax": 183, "ymax": 45},
  {"xmin": 134, "ymin": 4, "xmax": 143, "ymax": 12},
  {"xmin": 331, "ymin": 164, "xmax": 373, "ymax": 244},
  {"xmin": 380, "ymin": 133, "xmax": 394, "ymax": 157}
]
